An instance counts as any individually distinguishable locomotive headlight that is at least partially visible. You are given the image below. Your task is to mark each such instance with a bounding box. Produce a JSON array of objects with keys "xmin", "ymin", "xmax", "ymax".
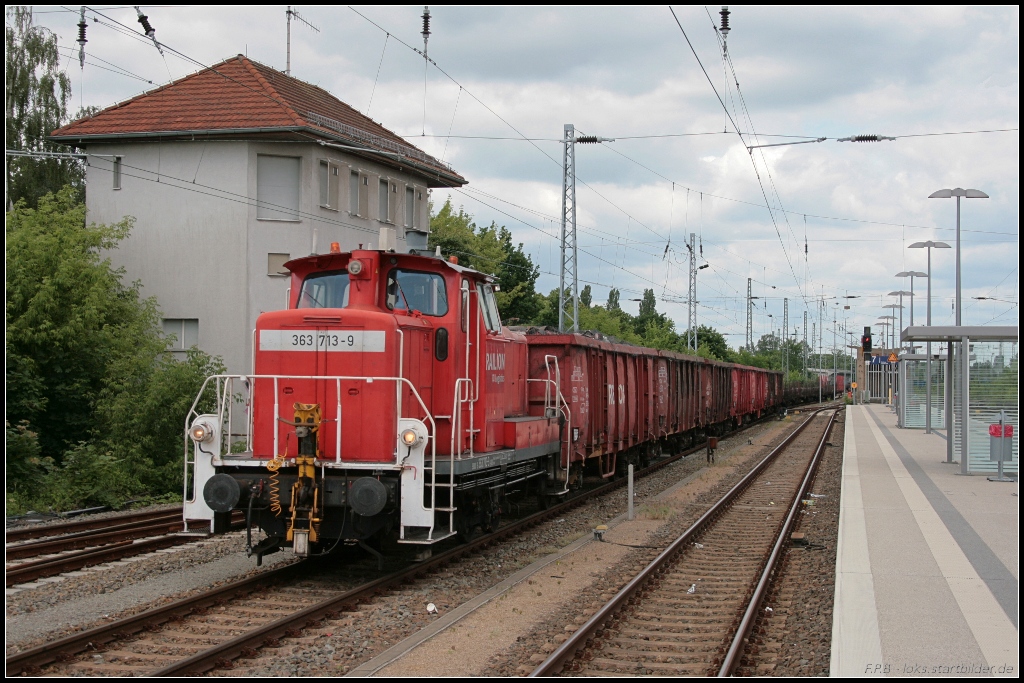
[
  {"xmin": 189, "ymin": 418, "xmax": 216, "ymax": 443},
  {"xmin": 347, "ymin": 260, "xmax": 363, "ymax": 276},
  {"xmin": 401, "ymin": 428, "xmax": 422, "ymax": 447}
]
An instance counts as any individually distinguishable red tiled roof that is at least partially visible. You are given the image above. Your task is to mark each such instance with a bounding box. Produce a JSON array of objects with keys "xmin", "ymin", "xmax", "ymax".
[{"xmin": 51, "ymin": 55, "xmax": 463, "ymax": 183}]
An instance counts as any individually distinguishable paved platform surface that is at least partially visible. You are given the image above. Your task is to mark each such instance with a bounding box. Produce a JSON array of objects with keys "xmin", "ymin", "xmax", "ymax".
[{"xmin": 832, "ymin": 404, "xmax": 1018, "ymax": 677}]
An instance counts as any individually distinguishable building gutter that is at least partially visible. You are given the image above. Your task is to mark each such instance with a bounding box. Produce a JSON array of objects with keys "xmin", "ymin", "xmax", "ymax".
[{"xmin": 49, "ymin": 126, "xmax": 467, "ymax": 188}]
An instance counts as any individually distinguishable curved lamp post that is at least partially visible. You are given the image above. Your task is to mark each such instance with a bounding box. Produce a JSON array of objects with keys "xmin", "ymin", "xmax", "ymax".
[
  {"xmin": 909, "ymin": 241, "xmax": 950, "ymax": 435},
  {"xmin": 929, "ymin": 189, "xmax": 987, "ymax": 465}
]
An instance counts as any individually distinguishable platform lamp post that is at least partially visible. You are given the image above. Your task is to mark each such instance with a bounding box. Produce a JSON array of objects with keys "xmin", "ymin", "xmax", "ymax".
[
  {"xmin": 929, "ymin": 188, "xmax": 987, "ymax": 468},
  {"xmin": 883, "ymin": 302, "xmax": 906, "ymax": 351},
  {"xmin": 909, "ymin": 241, "xmax": 950, "ymax": 436},
  {"xmin": 878, "ymin": 316, "xmax": 896, "ymax": 405},
  {"xmin": 888, "ymin": 289, "xmax": 914, "ymax": 348}
]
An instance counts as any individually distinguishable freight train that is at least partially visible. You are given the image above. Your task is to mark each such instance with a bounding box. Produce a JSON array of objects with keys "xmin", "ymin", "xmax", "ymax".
[{"xmin": 183, "ymin": 243, "xmax": 818, "ymax": 563}]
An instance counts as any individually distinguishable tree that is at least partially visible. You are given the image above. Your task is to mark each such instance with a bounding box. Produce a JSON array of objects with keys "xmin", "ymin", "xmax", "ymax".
[
  {"xmin": 633, "ymin": 288, "xmax": 668, "ymax": 338},
  {"xmin": 606, "ymin": 288, "xmax": 620, "ymax": 311},
  {"xmin": 579, "ymin": 284, "xmax": 592, "ymax": 308},
  {"xmin": 428, "ymin": 198, "xmax": 542, "ymax": 324},
  {"xmin": 690, "ymin": 325, "xmax": 732, "ymax": 361},
  {"xmin": 6, "ymin": 188, "xmax": 224, "ymax": 510},
  {"xmin": 493, "ymin": 225, "xmax": 541, "ymax": 323},
  {"xmin": 5, "ymin": 6, "xmax": 83, "ymax": 208}
]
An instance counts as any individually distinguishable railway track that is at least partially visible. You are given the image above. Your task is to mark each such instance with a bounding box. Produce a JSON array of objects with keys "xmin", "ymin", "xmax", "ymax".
[
  {"xmin": 7, "ymin": 405, "xmax": 832, "ymax": 676},
  {"xmin": 529, "ymin": 407, "xmax": 838, "ymax": 677},
  {"xmin": 5, "ymin": 509, "xmax": 243, "ymax": 588}
]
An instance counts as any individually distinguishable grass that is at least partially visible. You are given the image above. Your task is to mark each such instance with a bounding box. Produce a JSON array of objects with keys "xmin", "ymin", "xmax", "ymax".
[{"xmin": 638, "ymin": 503, "xmax": 673, "ymax": 520}]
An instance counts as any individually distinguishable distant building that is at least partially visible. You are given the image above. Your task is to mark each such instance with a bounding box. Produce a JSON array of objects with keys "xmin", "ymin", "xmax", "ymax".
[{"xmin": 51, "ymin": 55, "xmax": 466, "ymax": 374}]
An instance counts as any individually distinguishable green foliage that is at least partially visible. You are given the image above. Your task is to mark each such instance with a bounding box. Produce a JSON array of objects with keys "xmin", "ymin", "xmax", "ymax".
[
  {"xmin": 5, "ymin": 6, "xmax": 83, "ymax": 208},
  {"xmin": 606, "ymin": 288, "xmax": 620, "ymax": 312},
  {"xmin": 579, "ymin": 284, "xmax": 592, "ymax": 308},
  {"xmin": 428, "ymin": 198, "xmax": 541, "ymax": 324},
  {"xmin": 6, "ymin": 188, "xmax": 140, "ymax": 457},
  {"xmin": 5, "ymin": 421, "xmax": 51, "ymax": 511},
  {"xmin": 691, "ymin": 325, "xmax": 732, "ymax": 361},
  {"xmin": 99, "ymin": 348, "xmax": 226, "ymax": 493},
  {"xmin": 33, "ymin": 442, "xmax": 141, "ymax": 512},
  {"xmin": 580, "ymin": 305, "xmax": 641, "ymax": 344},
  {"xmin": 5, "ymin": 188, "xmax": 225, "ymax": 512}
]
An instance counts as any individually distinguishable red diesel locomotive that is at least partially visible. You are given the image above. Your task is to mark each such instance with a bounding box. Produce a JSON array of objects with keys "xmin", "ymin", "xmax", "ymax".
[{"xmin": 183, "ymin": 245, "xmax": 796, "ymax": 563}]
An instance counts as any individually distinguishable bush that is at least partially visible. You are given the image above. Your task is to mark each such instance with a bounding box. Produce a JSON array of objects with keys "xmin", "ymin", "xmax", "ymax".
[{"xmin": 5, "ymin": 188, "xmax": 226, "ymax": 511}]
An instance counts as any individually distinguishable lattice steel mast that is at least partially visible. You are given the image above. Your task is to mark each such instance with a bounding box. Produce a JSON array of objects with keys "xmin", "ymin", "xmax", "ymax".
[{"xmin": 559, "ymin": 124, "xmax": 579, "ymax": 332}]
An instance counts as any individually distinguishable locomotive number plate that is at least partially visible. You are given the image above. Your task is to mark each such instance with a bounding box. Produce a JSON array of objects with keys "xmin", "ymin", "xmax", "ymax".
[{"xmin": 259, "ymin": 330, "xmax": 386, "ymax": 352}]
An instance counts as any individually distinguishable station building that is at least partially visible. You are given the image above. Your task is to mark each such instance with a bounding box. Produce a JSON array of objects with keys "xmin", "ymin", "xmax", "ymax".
[{"xmin": 51, "ymin": 55, "xmax": 466, "ymax": 375}]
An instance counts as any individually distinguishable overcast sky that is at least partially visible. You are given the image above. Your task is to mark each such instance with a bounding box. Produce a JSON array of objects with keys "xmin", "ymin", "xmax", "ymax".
[{"xmin": 34, "ymin": 5, "xmax": 1019, "ymax": 347}]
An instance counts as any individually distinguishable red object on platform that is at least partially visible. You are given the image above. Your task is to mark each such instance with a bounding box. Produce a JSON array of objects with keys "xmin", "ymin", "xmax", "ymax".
[{"xmin": 989, "ymin": 424, "xmax": 1014, "ymax": 437}]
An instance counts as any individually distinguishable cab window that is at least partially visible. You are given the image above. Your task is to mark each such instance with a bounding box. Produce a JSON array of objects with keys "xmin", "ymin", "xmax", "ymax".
[
  {"xmin": 298, "ymin": 271, "xmax": 350, "ymax": 308},
  {"xmin": 386, "ymin": 269, "xmax": 448, "ymax": 316},
  {"xmin": 478, "ymin": 283, "xmax": 502, "ymax": 332}
]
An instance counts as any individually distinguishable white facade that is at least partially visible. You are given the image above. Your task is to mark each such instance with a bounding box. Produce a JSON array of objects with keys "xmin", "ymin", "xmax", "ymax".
[{"xmin": 83, "ymin": 139, "xmax": 432, "ymax": 375}]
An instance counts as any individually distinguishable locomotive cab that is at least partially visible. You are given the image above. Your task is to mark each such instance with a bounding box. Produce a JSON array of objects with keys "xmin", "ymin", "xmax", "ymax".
[{"xmin": 183, "ymin": 242, "xmax": 562, "ymax": 563}]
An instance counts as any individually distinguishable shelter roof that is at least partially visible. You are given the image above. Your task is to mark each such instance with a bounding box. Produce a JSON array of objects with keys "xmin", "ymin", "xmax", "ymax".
[{"xmin": 901, "ymin": 326, "xmax": 1018, "ymax": 342}]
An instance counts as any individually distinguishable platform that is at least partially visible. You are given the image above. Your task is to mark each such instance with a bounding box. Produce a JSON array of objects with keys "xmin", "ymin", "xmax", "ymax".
[{"xmin": 832, "ymin": 404, "xmax": 1018, "ymax": 677}]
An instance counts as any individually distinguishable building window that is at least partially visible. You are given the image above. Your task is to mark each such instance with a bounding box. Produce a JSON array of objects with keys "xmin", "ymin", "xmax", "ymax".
[
  {"xmin": 319, "ymin": 160, "xmax": 339, "ymax": 210},
  {"xmin": 405, "ymin": 186, "xmax": 415, "ymax": 228},
  {"xmin": 256, "ymin": 155, "xmax": 300, "ymax": 221},
  {"xmin": 268, "ymin": 253, "xmax": 290, "ymax": 276},
  {"xmin": 349, "ymin": 171, "xmax": 360, "ymax": 215},
  {"xmin": 162, "ymin": 318, "xmax": 199, "ymax": 354},
  {"xmin": 113, "ymin": 156, "xmax": 122, "ymax": 189},
  {"xmin": 379, "ymin": 178, "xmax": 389, "ymax": 223}
]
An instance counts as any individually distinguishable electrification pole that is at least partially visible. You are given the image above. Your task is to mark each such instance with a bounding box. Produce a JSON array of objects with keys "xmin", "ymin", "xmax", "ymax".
[
  {"xmin": 783, "ymin": 298, "xmax": 789, "ymax": 376},
  {"xmin": 746, "ymin": 278, "xmax": 753, "ymax": 351},
  {"xmin": 803, "ymin": 310, "xmax": 808, "ymax": 375},
  {"xmin": 558, "ymin": 124, "xmax": 579, "ymax": 333},
  {"xmin": 688, "ymin": 233, "xmax": 697, "ymax": 350}
]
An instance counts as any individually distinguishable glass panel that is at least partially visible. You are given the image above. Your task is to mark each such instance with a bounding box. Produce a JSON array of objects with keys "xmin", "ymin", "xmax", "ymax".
[
  {"xmin": 319, "ymin": 161, "xmax": 330, "ymax": 207},
  {"xmin": 379, "ymin": 179, "xmax": 389, "ymax": 222},
  {"xmin": 476, "ymin": 284, "xmax": 501, "ymax": 332},
  {"xmin": 349, "ymin": 172, "xmax": 359, "ymax": 214},
  {"xmin": 162, "ymin": 318, "xmax": 199, "ymax": 350},
  {"xmin": 298, "ymin": 271, "xmax": 351, "ymax": 309},
  {"xmin": 387, "ymin": 270, "xmax": 448, "ymax": 316},
  {"xmin": 953, "ymin": 340, "xmax": 1018, "ymax": 474},
  {"xmin": 256, "ymin": 155, "xmax": 300, "ymax": 220}
]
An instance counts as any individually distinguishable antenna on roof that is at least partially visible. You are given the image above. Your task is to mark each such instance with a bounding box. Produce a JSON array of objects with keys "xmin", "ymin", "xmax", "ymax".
[
  {"xmin": 134, "ymin": 6, "xmax": 163, "ymax": 56},
  {"xmin": 285, "ymin": 6, "xmax": 320, "ymax": 76}
]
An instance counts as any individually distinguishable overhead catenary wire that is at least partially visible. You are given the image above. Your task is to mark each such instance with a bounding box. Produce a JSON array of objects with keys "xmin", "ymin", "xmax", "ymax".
[{"xmin": 40, "ymin": 7, "xmax": 1014, "ymax": 333}]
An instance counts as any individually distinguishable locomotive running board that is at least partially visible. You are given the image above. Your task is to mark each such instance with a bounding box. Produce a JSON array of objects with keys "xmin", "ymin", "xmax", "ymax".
[{"xmin": 397, "ymin": 529, "xmax": 458, "ymax": 544}]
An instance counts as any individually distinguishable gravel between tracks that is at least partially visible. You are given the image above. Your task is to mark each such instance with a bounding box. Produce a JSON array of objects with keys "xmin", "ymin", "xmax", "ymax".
[
  {"xmin": 5, "ymin": 413, "xmax": 822, "ymax": 676},
  {"xmin": 737, "ymin": 411, "xmax": 844, "ymax": 677},
  {"xmin": 212, "ymin": 415, "xmax": 804, "ymax": 677},
  {"xmin": 5, "ymin": 531, "xmax": 297, "ymax": 655}
]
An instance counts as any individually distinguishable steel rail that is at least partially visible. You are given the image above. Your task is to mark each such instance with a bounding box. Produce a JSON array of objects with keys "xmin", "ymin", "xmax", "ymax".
[
  {"xmin": 5, "ymin": 561, "xmax": 308, "ymax": 676},
  {"xmin": 718, "ymin": 408, "xmax": 838, "ymax": 676},
  {"xmin": 145, "ymin": 434, "xmax": 730, "ymax": 676},
  {"xmin": 6, "ymin": 518, "xmax": 185, "ymax": 561},
  {"xmin": 5, "ymin": 534, "xmax": 207, "ymax": 588},
  {"xmin": 528, "ymin": 407, "xmax": 833, "ymax": 677},
  {"xmin": 7, "ymin": 405, "xmax": 817, "ymax": 676},
  {"xmin": 5, "ymin": 508, "xmax": 183, "ymax": 544}
]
